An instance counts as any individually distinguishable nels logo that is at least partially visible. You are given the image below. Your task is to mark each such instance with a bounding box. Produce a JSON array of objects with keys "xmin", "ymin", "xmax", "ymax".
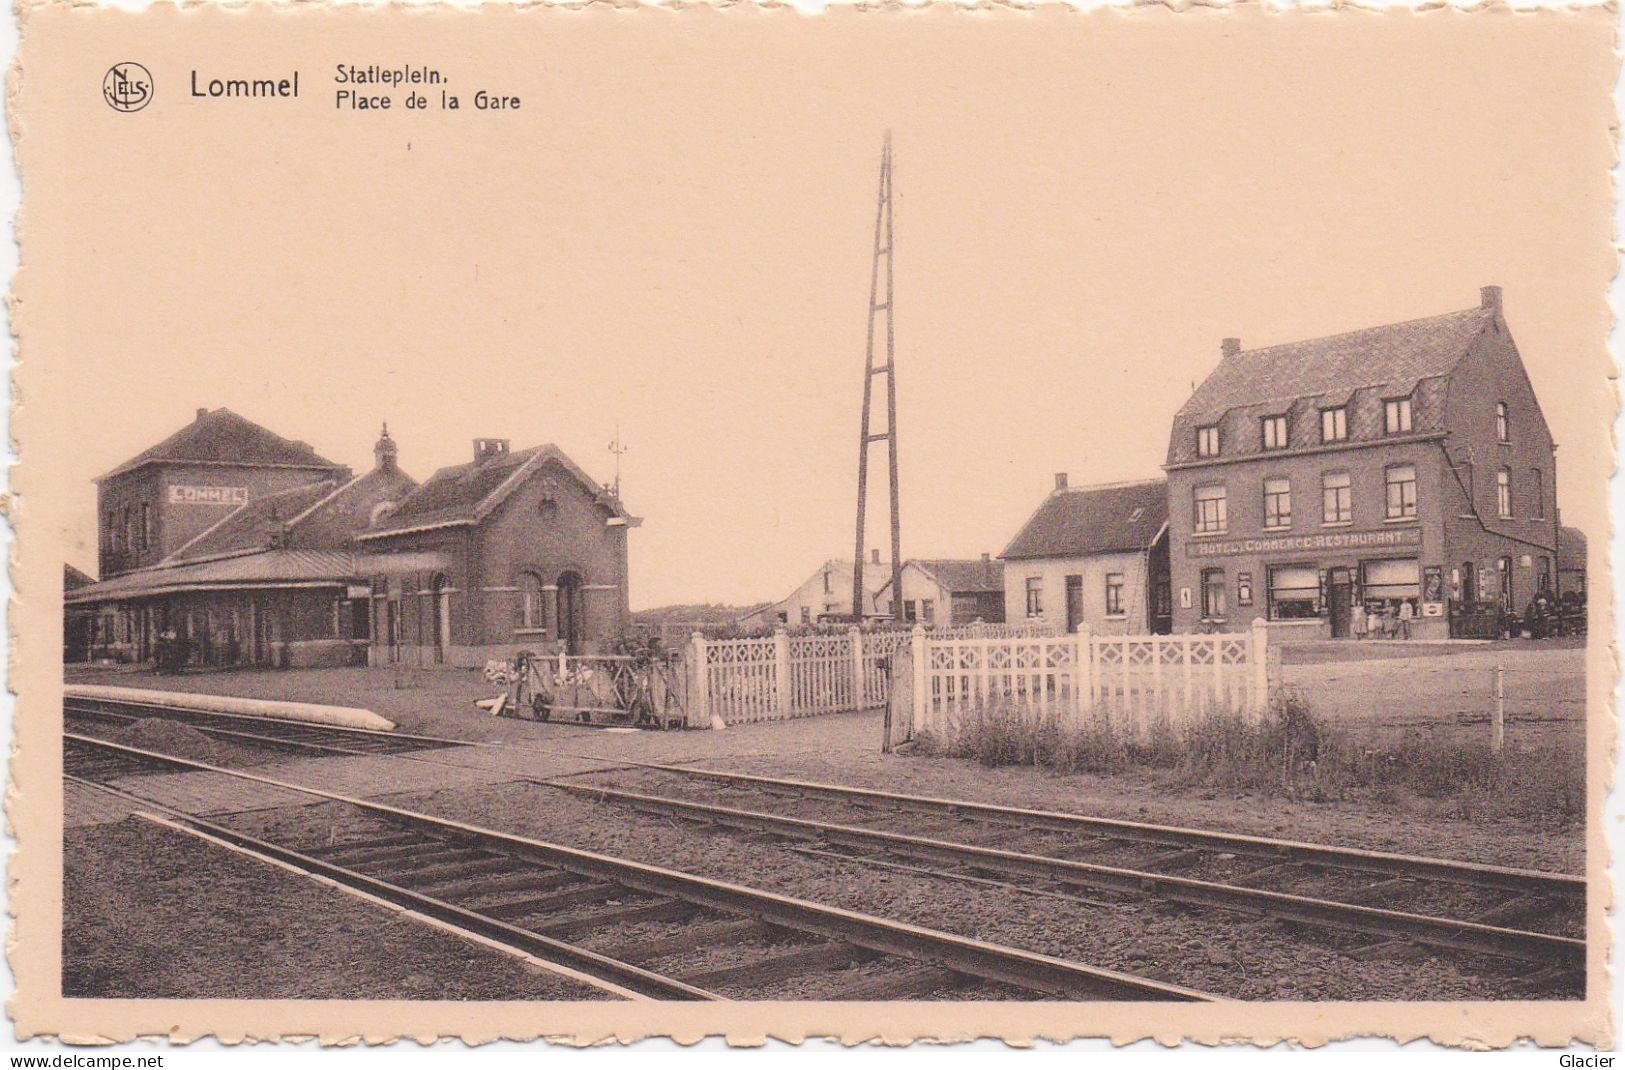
[{"xmin": 102, "ymin": 62, "xmax": 152, "ymax": 113}]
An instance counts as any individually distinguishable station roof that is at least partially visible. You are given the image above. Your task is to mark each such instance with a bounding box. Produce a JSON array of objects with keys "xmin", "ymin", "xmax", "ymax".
[
  {"xmin": 359, "ymin": 443, "xmax": 634, "ymax": 539},
  {"xmin": 1001, "ymin": 479, "xmax": 1169, "ymax": 561},
  {"xmin": 97, "ymin": 407, "xmax": 346, "ymax": 483},
  {"xmin": 65, "ymin": 549, "xmax": 361, "ymax": 604}
]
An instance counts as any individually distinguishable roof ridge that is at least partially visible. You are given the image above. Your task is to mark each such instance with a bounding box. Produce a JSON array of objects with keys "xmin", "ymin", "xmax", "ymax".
[
  {"xmin": 1232, "ymin": 305, "xmax": 1488, "ymax": 360},
  {"xmin": 1057, "ymin": 477, "xmax": 1166, "ymax": 494}
]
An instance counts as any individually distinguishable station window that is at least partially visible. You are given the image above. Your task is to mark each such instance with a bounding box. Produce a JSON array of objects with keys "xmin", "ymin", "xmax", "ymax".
[
  {"xmin": 1496, "ymin": 468, "xmax": 1512, "ymax": 518},
  {"xmin": 518, "ymin": 571, "xmax": 546, "ymax": 630},
  {"xmin": 1194, "ymin": 484, "xmax": 1227, "ymax": 534},
  {"xmin": 1104, "ymin": 573, "xmax": 1124, "ymax": 616},
  {"xmin": 1260, "ymin": 415, "xmax": 1289, "ymax": 451},
  {"xmin": 1496, "ymin": 402, "xmax": 1510, "ymax": 444},
  {"xmin": 1196, "ymin": 425, "xmax": 1220, "ymax": 459},
  {"xmin": 1385, "ymin": 464, "xmax": 1417, "ymax": 519},
  {"xmin": 1025, "ymin": 577, "xmax": 1044, "ymax": 618},
  {"xmin": 1320, "ymin": 406, "xmax": 1348, "ymax": 443},
  {"xmin": 1268, "ymin": 565, "xmax": 1320, "ymax": 620},
  {"xmin": 1322, "ymin": 471, "xmax": 1352, "ymax": 524},
  {"xmin": 1200, "ymin": 568, "xmax": 1227, "ymax": 620},
  {"xmin": 1384, "ymin": 396, "xmax": 1413, "ymax": 435},
  {"xmin": 1263, "ymin": 477, "xmax": 1292, "ymax": 530}
]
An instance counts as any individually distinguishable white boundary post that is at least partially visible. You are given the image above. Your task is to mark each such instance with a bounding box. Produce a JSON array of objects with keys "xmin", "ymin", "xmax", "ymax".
[
  {"xmin": 1250, "ymin": 617, "xmax": 1270, "ymax": 718},
  {"xmin": 774, "ymin": 625, "xmax": 792, "ymax": 719},
  {"xmin": 1077, "ymin": 623, "xmax": 1093, "ymax": 717},
  {"xmin": 849, "ymin": 625, "xmax": 866, "ymax": 710},
  {"xmin": 689, "ymin": 631, "xmax": 713, "ymax": 729},
  {"xmin": 911, "ymin": 623, "xmax": 928, "ymax": 733}
]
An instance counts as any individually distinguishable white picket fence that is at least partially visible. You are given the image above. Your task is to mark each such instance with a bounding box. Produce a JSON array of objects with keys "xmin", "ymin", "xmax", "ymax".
[{"xmin": 908, "ymin": 619, "xmax": 1275, "ymax": 740}]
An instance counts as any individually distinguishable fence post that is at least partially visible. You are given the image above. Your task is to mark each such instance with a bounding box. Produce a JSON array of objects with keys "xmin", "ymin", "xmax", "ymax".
[
  {"xmin": 689, "ymin": 631, "xmax": 716, "ymax": 730},
  {"xmin": 849, "ymin": 625, "xmax": 866, "ymax": 710},
  {"xmin": 1492, "ymin": 663, "xmax": 1505, "ymax": 753},
  {"xmin": 911, "ymin": 623, "xmax": 928, "ymax": 731},
  {"xmin": 1077, "ymin": 623, "xmax": 1093, "ymax": 715},
  {"xmin": 774, "ymin": 625, "xmax": 792, "ymax": 718},
  {"xmin": 1250, "ymin": 617, "xmax": 1270, "ymax": 717}
]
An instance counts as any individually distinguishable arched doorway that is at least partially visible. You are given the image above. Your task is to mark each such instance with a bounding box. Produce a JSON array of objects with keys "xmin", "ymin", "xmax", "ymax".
[
  {"xmin": 556, "ymin": 571, "xmax": 583, "ymax": 655},
  {"xmin": 430, "ymin": 574, "xmax": 451, "ymax": 663}
]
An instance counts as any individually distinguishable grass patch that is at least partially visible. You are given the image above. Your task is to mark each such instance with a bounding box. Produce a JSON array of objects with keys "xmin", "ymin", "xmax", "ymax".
[{"xmin": 914, "ymin": 688, "xmax": 1582, "ymax": 826}]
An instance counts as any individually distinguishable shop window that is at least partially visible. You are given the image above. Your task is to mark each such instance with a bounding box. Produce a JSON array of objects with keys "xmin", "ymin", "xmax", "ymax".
[
  {"xmin": 1496, "ymin": 468, "xmax": 1512, "ymax": 518},
  {"xmin": 1200, "ymin": 569, "xmax": 1227, "ymax": 620},
  {"xmin": 1384, "ymin": 396, "xmax": 1413, "ymax": 435},
  {"xmin": 1496, "ymin": 402, "xmax": 1510, "ymax": 443},
  {"xmin": 1025, "ymin": 577, "xmax": 1043, "ymax": 618},
  {"xmin": 1362, "ymin": 558, "xmax": 1421, "ymax": 618},
  {"xmin": 1196, "ymin": 425, "xmax": 1220, "ymax": 458},
  {"xmin": 1263, "ymin": 477, "xmax": 1292, "ymax": 530},
  {"xmin": 1385, "ymin": 464, "xmax": 1417, "ymax": 519},
  {"xmin": 1260, "ymin": 415, "xmax": 1288, "ymax": 451},
  {"xmin": 1194, "ymin": 484, "xmax": 1227, "ymax": 534},
  {"xmin": 1320, "ymin": 406, "xmax": 1348, "ymax": 443},
  {"xmin": 1268, "ymin": 565, "xmax": 1319, "ymax": 620},
  {"xmin": 1104, "ymin": 573, "xmax": 1124, "ymax": 616},
  {"xmin": 1322, "ymin": 471, "xmax": 1352, "ymax": 524}
]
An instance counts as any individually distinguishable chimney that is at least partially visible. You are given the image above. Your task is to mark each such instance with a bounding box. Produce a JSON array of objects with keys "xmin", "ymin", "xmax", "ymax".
[
  {"xmin": 981, "ymin": 552, "xmax": 991, "ymax": 564},
  {"xmin": 870, "ymin": 548, "xmax": 881, "ymax": 566},
  {"xmin": 373, "ymin": 422, "xmax": 398, "ymax": 472},
  {"xmin": 1054, "ymin": 472, "xmax": 1068, "ymax": 491},
  {"xmin": 266, "ymin": 509, "xmax": 286, "ymax": 550},
  {"xmin": 195, "ymin": 407, "xmax": 209, "ymax": 423},
  {"xmin": 1481, "ymin": 285, "xmax": 1503, "ymax": 313},
  {"xmin": 1221, "ymin": 337, "xmax": 1241, "ymax": 360},
  {"xmin": 473, "ymin": 438, "xmax": 511, "ymax": 465}
]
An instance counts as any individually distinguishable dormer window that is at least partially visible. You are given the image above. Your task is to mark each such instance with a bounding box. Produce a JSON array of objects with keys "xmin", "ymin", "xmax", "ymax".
[
  {"xmin": 1196, "ymin": 425, "xmax": 1220, "ymax": 458},
  {"xmin": 1320, "ymin": 406, "xmax": 1348, "ymax": 443},
  {"xmin": 1384, "ymin": 396, "xmax": 1413, "ymax": 435},
  {"xmin": 1260, "ymin": 415, "xmax": 1289, "ymax": 451}
]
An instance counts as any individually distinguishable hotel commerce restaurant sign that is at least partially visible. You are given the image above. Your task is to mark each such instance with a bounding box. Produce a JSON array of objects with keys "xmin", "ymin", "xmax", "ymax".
[{"xmin": 1185, "ymin": 527, "xmax": 1423, "ymax": 559}]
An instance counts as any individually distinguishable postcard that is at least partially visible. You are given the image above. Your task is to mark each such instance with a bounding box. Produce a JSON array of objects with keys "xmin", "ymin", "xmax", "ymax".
[{"xmin": 8, "ymin": 0, "xmax": 1616, "ymax": 1048}]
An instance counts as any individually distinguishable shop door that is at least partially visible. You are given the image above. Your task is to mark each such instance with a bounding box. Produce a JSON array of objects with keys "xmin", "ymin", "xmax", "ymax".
[
  {"xmin": 1328, "ymin": 568, "xmax": 1353, "ymax": 638},
  {"xmin": 1064, "ymin": 575, "xmax": 1084, "ymax": 634}
]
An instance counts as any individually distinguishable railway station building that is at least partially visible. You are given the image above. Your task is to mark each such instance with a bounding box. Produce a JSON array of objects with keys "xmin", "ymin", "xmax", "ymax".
[
  {"xmin": 355, "ymin": 438, "xmax": 638, "ymax": 665},
  {"xmin": 1164, "ymin": 287, "xmax": 1560, "ymax": 640},
  {"xmin": 67, "ymin": 410, "xmax": 637, "ymax": 668}
]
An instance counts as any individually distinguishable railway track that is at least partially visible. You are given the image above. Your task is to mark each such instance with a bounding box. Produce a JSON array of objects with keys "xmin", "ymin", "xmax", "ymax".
[
  {"xmin": 554, "ymin": 760, "xmax": 1585, "ymax": 976},
  {"xmin": 64, "ymin": 732, "xmax": 1216, "ymax": 1003}
]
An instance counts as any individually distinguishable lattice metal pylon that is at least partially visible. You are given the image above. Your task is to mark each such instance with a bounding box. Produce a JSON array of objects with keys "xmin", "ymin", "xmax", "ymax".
[{"xmin": 851, "ymin": 132, "xmax": 902, "ymax": 622}]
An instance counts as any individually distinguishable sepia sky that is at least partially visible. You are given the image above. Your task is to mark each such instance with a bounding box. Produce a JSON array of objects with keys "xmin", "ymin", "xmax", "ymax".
[{"xmin": 23, "ymin": 6, "xmax": 1615, "ymax": 610}]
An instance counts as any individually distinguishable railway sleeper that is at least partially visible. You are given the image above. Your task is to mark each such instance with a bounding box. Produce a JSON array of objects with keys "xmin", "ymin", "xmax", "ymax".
[
  {"xmin": 420, "ymin": 868, "xmax": 581, "ymax": 902},
  {"xmin": 482, "ymin": 880, "xmax": 631, "ymax": 921},
  {"xmin": 528, "ymin": 898, "xmax": 697, "ymax": 940},
  {"xmin": 590, "ymin": 918, "xmax": 775, "ymax": 964},
  {"xmin": 385, "ymin": 855, "xmax": 537, "ymax": 887},
  {"xmin": 316, "ymin": 838, "xmax": 453, "ymax": 868},
  {"xmin": 359, "ymin": 846, "xmax": 496, "ymax": 877},
  {"xmin": 822, "ymin": 964, "xmax": 966, "ymax": 1001},
  {"xmin": 679, "ymin": 939, "xmax": 869, "ymax": 989}
]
